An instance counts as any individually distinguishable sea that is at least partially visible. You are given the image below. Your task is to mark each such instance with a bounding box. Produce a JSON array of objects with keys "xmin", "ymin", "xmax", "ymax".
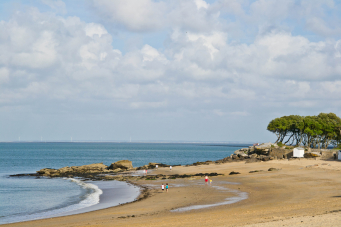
[{"xmin": 0, "ymin": 142, "xmax": 250, "ymax": 224}]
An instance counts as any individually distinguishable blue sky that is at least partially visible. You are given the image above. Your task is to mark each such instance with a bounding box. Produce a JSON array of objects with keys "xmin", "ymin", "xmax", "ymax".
[{"xmin": 0, "ymin": 0, "xmax": 341, "ymax": 142}]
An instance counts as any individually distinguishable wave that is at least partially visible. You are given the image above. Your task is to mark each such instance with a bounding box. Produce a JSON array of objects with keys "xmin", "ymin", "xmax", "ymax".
[
  {"xmin": 0, "ymin": 178, "xmax": 102, "ymax": 224},
  {"xmin": 68, "ymin": 178, "xmax": 103, "ymax": 208}
]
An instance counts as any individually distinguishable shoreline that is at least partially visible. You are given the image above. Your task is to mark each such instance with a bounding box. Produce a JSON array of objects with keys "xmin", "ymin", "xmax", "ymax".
[
  {"xmin": 4, "ymin": 158, "xmax": 341, "ymax": 226},
  {"xmin": 0, "ymin": 179, "xmax": 142, "ymax": 225},
  {"xmin": 0, "ymin": 178, "xmax": 142, "ymax": 225}
]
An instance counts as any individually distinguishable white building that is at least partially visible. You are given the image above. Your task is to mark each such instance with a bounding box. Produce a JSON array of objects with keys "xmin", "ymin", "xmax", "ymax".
[{"xmin": 293, "ymin": 147, "xmax": 305, "ymax": 158}]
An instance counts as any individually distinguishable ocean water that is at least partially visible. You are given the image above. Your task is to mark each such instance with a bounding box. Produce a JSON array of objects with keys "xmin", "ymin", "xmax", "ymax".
[{"xmin": 0, "ymin": 142, "xmax": 249, "ymax": 224}]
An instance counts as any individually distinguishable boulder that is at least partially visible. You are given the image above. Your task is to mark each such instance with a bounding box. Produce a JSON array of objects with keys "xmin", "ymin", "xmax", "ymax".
[
  {"xmin": 262, "ymin": 156, "xmax": 271, "ymax": 161},
  {"xmin": 249, "ymin": 170, "xmax": 264, "ymax": 173},
  {"xmin": 229, "ymin": 171, "xmax": 240, "ymax": 175},
  {"xmin": 234, "ymin": 150, "xmax": 242, "ymax": 155},
  {"xmin": 231, "ymin": 154, "xmax": 239, "ymax": 159},
  {"xmin": 238, "ymin": 153, "xmax": 248, "ymax": 158},
  {"xmin": 109, "ymin": 160, "xmax": 133, "ymax": 170},
  {"xmin": 254, "ymin": 142, "xmax": 278, "ymax": 155},
  {"xmin": 234, "ymin": 149, "xmax": 248, "ymax": 155},
  {"xmin": 255, "ymin": 142, "xmax": 278, "ymax": 149},
  {"xmin": 250, "ymin": 153, "xmax": 258, "ymax": 159},
  {"xmin": 304, "ymin": 152, "xmax": 321, "ymax": 158}
]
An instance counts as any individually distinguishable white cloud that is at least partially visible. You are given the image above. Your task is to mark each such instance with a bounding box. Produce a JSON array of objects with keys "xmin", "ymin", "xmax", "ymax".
[
  {"xmin": 92, "ymin": 0, "xmax": 166, "ymax": 32},
  {"xmin": 41, "ymin": 0, "xmax": 67, "ymax": 14},
  {"xmin": 130, "ymin": 101, "xmax": 167, "ymax": 109},
  {"xmin": 11, "ymin": 31, "xmax": 57, "ymax": 69},
  {"xmin": 194, "ymin": 0, "xmax": 209, "ymax": 10},
  {"xmin": 0, "ymin": 67, "xmax": 9, "ymax": 84},
  {"xmin": 85, "ymin": 23, "xmax": 108, "ymax": 38},
  {"xmin": 1, "ymin": 2, "xmax": 341, "ymax": 141}
]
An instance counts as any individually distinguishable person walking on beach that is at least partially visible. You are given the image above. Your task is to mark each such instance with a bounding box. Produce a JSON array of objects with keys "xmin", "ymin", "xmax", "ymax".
[
  {"xmin": 161, "ymin": 183, "xmax": 165, "ymax": 192},
  {"xmin": 156, "ymin": 164, "xmax": 158, "ymax": 169},
  {"xmin": 170, "ymin": 166, "xmax": 172, "ymax": 171},
  {"xmin": 210, "ymin": 179, "xmax": 212, "ymax": 185},
  {"xmin": 166, "ymin": 183, "xmax": 169, "ymax": 192},
  {"xmin": 205, "ymin": 175, "xmax": 208, "ymax": 185}
]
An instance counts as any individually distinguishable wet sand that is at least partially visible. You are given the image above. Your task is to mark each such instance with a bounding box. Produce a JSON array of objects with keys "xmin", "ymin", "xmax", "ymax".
[{"xmin": 4, "ymin": 159, "xmax": 341, "ymax": 227}]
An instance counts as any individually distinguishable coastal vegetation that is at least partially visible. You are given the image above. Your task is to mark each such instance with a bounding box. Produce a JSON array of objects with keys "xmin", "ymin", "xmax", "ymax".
[{"xmin": 267, "ymin": 113, "xmax": 341, "ymax": 148}]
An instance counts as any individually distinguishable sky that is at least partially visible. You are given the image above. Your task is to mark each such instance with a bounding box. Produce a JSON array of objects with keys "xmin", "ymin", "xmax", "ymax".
[{"xmin": 0, "ymin": 0, "xmax": 341, "ymax": 142}]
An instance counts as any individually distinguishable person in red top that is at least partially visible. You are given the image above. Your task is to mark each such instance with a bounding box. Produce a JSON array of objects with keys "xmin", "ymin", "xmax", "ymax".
[{"xmin": 205, "ymin": 175, "xmax": 208, "ymax": 185}]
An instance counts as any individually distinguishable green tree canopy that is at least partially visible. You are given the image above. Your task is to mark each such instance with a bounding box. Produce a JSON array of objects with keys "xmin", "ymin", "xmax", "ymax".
[{"xmin": 267, "ymin": 113, "xmax": 341, "ymax": 148}]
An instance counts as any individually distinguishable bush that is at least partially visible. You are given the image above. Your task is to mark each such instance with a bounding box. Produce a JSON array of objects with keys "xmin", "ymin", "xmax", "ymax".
[
  {"xmin": 277, "ymin": 142, "xmax": 284, "ymax": 147},
  {"xmin": 333, "ymin": 144, "xmax": 341, "ymax": 149}
]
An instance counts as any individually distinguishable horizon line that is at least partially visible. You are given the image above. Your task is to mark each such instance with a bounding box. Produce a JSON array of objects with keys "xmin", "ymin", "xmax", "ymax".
[{"xmin": 0, "ymin": 140, "xmax": 259, "ymax": 144}]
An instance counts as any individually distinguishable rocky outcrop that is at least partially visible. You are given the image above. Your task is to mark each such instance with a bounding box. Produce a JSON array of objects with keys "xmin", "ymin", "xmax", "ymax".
[
  {"xmin": 36, "ymin": 160, "xmax": 135, "ymax": 177},
  {"xmin": 136, "ymin": 165, "xmax": 149, "ymax": 170},
  {"xmin": 37, "ymin": 163, "xmax": 112, "ymax": 177},
  {"xmin": 147, "ymin": 163, "xmax": 171, "ymax": 169},
  {"xmin": 108, "ymin": 160, "xmax": 133, "ymax": 170},
  {"xmin": 58, "ymin": 166, "xmax": 73, "ymax": 173},
  {"xmin": 148, "ymin": 163, "xmax": 159, "ymax": 168},
  {"xmin": 192, "ymin": 161, "xmax": 214, "ymax": 166},
  {"xmin": 36, "ymin": 168, "xmax": 58, "ymax": 175},
  {"xmin": 254, "ymin": 142, "xmax": 278, "ymax": 155},
  {"xmin": 269, "ymin": 148, "xmax": 293, "ymax": 159},
  {"xmin": 234, "ymin": 148, "xmax": 249, "ymax": 155},
  {"xmin": 70, "ymin": 163, "xmax": 108, "ymax": 172}
]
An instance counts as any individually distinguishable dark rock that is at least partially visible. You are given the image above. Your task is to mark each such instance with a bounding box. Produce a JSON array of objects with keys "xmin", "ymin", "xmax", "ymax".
[
  {"xmin": 108, "ymin": 160, "xmax": 133, "ymax": 170},
  {"xmin": 229, "ymin": 171, "xmax": 240, "ymax": 175},
  {"xmin": 245, "ymin": 158, "xmax": 261, "ymax": 164},
  {"xmin": 262, "ymin": 156, "xmax": 270, "ymax": 161},
  {"xmin": 249, "ymin": 170, "xmax": 264, "ymax": 173},
  {"xmin": 231, "ymin": 155, "xmax": 239, "ymax": 160}
]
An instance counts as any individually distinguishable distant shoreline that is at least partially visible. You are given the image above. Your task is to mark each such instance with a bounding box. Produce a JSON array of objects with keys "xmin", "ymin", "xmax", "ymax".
[{"xmin": 0, "ymin": 141, "xmax": 256, "ymax": 144}]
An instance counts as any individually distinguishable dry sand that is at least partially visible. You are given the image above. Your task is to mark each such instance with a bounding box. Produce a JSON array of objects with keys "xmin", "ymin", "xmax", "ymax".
[{"xmin": 4, "ymin": 159, "xmax": 341, "ymax": 227}]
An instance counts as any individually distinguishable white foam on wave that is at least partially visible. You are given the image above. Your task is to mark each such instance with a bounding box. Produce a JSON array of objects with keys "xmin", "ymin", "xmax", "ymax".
[
  {"xmin": 63, "ymin": 178, "xmax": 103, "ymax": 209},
  {"xmin": 0, "ymin": 178, "xmax": 102, "ymax": 224}
]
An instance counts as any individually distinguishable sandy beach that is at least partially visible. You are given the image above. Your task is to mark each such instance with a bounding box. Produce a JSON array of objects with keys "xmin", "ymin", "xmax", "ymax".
[{"xmin": 4, "ymin": 158, "xmax": 341, "ymax": 227}]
